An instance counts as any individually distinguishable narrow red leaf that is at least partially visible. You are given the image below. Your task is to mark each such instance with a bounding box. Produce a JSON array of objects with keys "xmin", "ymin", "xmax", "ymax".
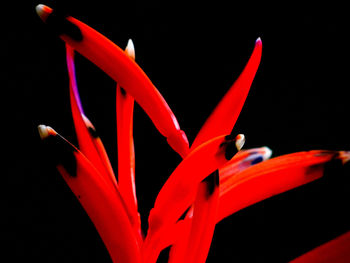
[
  {"xmin": 191, "ymin": 38, "xmax": 262, "ymax": 150},
  {"xmin": 218, "ymin": 150, "xmax": 349, "ymax": 222},
  {"xmin": 182, "ymin": 170, "xmax": 220, "ymax": 263},
  {"xmin": 37, "ymin": 4, "xmax": 189, "ymax": 158},
  {"xmin": 116, "ymin": 39, "xmax": 142, "ymax": 241},
  {"xmin": 66, "ymin": 44, "xmax": 117, "ymax": 191},
  {"xmin": 144, "ymin": 134, "xmax": 242, "ymax": 260},
  {"xmin": 38, "ymin": 125, "xmax": 141, "ymax": 263}
]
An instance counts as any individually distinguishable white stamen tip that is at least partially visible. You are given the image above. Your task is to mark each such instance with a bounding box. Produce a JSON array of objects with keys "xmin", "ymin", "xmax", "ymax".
[
  {"xmin": 235, "ymin": 134, "xmax": 245, "ymax": 151},
  {"xmin": 35, "ymin": 4, "xmax": 45, "ymax": 16},
  {"xmin": 125, "ymin": 39, "xmax": 135, "ymax": 60},
  {"xmin": 38, "ymin": 124, "xmax": 56, "ymax": 139},
  {"xmin": 261, "ymin": 146, "xmax": 273, "ymax": 160},
  {"xmin": 339, "ymin": 151, "xmax": 350, "ymax": 164},
  {"xmin": 38, "ymin": 124, "xmax": 49, "ymax": 139},
  {"xmin": 35, "ymin": 4, "xmax": 51, "ymax": 22}
]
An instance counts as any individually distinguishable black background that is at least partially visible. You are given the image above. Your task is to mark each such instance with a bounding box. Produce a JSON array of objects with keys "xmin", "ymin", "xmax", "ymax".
[{"xmin": 3, "ymin": 1, "xmax": 350, "ymax": 262}]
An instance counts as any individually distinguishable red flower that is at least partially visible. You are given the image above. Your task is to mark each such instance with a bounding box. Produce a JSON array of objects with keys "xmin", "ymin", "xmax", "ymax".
[{"xmin": 36, "ymin": 4, "xmax": 350, "ymax": 263}]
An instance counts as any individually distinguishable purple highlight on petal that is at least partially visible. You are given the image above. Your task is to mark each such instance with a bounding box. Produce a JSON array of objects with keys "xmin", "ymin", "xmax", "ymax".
[{"xmin": 66, "ymin": 44, "xmax": 85, "ymax": 115}]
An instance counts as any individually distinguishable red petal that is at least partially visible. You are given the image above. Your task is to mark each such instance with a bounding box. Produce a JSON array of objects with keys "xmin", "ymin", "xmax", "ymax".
[{"xmin": 191, "ymin": 38, "xmax": 262, "ymax": 150}]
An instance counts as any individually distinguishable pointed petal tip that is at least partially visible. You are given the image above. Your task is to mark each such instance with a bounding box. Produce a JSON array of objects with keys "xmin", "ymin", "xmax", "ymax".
[
  {"xmin": 166, "ymin": 130, "xmax": 190, "ymax": 158},
  {"xmin": 125, "ymin": 39, "xmax": 135, "ymax": 60},
  {"xmin": 255, "ymin": 37, "xmax": 262, "ymax": 50},
  {"xmin": 127, "ymin": 39, "xmax": 134, "ymax": 47}
]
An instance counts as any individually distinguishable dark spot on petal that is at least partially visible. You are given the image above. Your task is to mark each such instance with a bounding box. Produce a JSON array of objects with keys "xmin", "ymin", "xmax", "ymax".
[
  {"xmin": 225, "ymin": 142, "xmax": 238, "ymax": 160},
  {"xmin": 202, "ymin": 170, "xmax": 219, "ymax": 197},
  {"xmin": 305, "ymin": 163, "xmax": 324, "ymax": 177},
  {"xmin": 306, "ymin": 157, "xmax": 345, "ymax": 182},
  {"xmin": 41, "ymin": 134, "xmax": 77, "ymax": 177},
  {"xmin": 220, "ymin": 135, "xmax": 239, "ymax": 160},
  {"xmin": 88, "ymin": 126, "xmax": 99, "ymax": 138},
  {"xmin": 120, "ymin": 87, "xmax": 127, "ymax": 96},
  {"xmin": 45, "ymin": 10, "xmax": 83, "ymax": 41},
  {"xmin": 313, "ymin": 150, "xmax": 337, "ymax": 157}
]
